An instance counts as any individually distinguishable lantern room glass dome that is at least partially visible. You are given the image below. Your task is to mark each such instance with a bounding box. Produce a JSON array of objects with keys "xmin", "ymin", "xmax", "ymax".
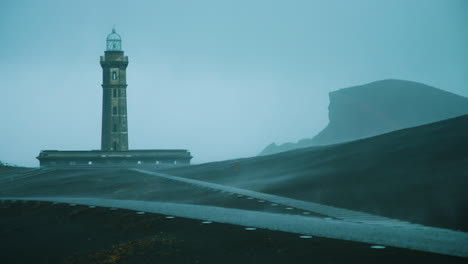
[{"xmin": 106, "ymin": 28, "xmax": 122, "ymax": 51}]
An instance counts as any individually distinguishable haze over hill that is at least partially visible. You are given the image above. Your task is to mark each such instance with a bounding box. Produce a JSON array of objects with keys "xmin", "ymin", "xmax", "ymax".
[
  {"xmin": 168, "ymin": 114, "xmax": 468, "ymax": 231},
  {"xmin": 260, "ymin": 79, "xmax": 468, "ymax": 156}
]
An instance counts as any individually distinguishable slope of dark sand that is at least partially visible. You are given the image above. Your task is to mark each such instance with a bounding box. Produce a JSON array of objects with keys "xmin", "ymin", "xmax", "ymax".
[
  {"xmin": 0, "ymin": 200, "xmax": 463, "ymax": 264},
  {"xmin": 164, "ymin": 115, "xmax": 468, "ymax": 231}
]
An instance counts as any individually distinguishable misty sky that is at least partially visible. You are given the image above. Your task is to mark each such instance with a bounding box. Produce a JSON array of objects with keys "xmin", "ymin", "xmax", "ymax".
[{"xmin": 1, "ymin": 0, "xmax": 467, "ymax": 167}]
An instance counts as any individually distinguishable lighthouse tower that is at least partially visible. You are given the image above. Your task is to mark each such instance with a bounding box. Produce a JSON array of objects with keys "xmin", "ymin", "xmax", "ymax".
[
  {"xmin": 37, "ymin": 28, "xmax": 192, "ymax": 167},
  {"xmin": 100, "ymin": 28, "xmax": 129, "ymax": 151}
]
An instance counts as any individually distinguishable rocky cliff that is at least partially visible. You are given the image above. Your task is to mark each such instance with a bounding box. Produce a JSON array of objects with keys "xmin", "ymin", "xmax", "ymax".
[{"xmin": 260, "ymin": 79, "xmax": 468, "ymax": 156}]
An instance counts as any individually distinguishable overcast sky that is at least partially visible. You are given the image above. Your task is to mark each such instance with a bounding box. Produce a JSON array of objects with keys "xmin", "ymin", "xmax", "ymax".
[{"xmin": 1, "ymin": 0, "xmax": 467, "ymax": 167}]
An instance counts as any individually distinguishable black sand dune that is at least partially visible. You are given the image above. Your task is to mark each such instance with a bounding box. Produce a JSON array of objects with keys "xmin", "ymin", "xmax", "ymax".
[{"xmin": 166, "ymin": 115, "xmax": 468, "ymax": 231}]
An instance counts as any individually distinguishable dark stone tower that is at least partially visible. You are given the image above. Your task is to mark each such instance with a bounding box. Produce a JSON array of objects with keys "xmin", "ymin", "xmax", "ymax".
[
  {"xmin": 100, "ymin": 28, "xmax": 129, "ymax": 151},
  {"xmin": 36, "ymin": 28, "xmax": 192, "ymax": 167}
]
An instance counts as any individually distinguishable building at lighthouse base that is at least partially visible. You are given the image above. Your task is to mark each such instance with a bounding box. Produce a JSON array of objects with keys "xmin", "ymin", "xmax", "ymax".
[{"xmin": 37, "ymin": 149, "xmax": 192, "ymax": 168}]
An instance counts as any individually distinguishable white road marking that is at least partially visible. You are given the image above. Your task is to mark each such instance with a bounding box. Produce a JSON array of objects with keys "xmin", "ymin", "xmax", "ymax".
[{"xmin": 132, "ymin": 169, "xmax": 423, "ymax": 228}]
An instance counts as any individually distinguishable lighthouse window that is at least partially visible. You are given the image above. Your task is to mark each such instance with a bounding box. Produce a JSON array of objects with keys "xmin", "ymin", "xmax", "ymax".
[
  {"xmin": 113, "ymin": 106, "xmax": 117, "ymax": 115},
  {"xmin": 112, "ymin": 71, "xmax": 117, "ymax": 80}
]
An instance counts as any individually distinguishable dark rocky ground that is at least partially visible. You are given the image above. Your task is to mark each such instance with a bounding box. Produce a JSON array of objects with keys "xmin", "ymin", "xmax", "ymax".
[{"xmin": 0, "ymin": 200, "xmax": 464, "ymax": 264}]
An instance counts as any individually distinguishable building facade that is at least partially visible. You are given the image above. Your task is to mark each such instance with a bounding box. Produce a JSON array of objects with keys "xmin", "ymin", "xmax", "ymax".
[{"xmin": 37, "ymin": 29, "xmax": 192, "ymax": 168}]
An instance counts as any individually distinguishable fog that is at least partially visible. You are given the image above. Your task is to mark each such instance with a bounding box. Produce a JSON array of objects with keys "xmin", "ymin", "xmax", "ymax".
[{"xmin": 1, "ymin": 0, "xmax": 467, "ymax": 167}]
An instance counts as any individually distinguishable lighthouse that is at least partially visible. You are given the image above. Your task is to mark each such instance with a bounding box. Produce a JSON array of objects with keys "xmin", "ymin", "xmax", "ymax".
[
  {"xmin": 100, "ymin": 28, "xmax": 129, "ymax": 151},
  {"xmin": 36, "ymin": 28, "xmax": 192, "ymax": 167}
]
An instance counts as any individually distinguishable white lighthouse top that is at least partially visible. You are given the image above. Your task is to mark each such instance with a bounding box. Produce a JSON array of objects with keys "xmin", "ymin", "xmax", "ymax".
[{"xmin": 106, "ymin": 28, "xmax": 122, "ymax": 51}]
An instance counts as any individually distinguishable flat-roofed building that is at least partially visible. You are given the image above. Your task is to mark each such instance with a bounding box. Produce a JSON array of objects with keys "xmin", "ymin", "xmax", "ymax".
[{"xmin": 37, "ymin": 150, "xmax": 192, "ymax": 168}]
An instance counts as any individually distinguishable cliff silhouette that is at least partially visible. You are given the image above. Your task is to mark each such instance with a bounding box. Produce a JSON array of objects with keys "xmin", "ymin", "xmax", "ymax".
[{"xmin": 260, "ymin": 79, "xmax": 468, "ymax": 156}]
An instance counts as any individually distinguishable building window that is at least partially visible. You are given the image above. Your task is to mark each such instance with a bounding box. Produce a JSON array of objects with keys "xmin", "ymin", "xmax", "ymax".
[
  {"xmin": 113, "ymin": 124, "xmax": 117, "ymax": 132},
  {"xmin": 88, "ymin": 161, "xmax": 93, "ymax": 165},
  {"xmin": 113, "ymin": 141, "xmax": 117, "ymax": 150},
  {"xmin": 113, "ymin": 89, "xmax": 117, "ymax": 97},
  {"xmin": 113, "ymin": 106, "xmax": 117, "ymax": 115},
  {"xmin": 137, "ymin": 161, "xmax": 142, "ymax": 165},
  {"xmin": 174, "ymin": 160, "xmax": 177, "ymax": 165},
  {"xmin": 112, "ymin": 71, "xmax": 117, "ymax": 80},
  {"xmin": 118, "ymin": 89, "xmax": 121, "ymax": 97}
]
